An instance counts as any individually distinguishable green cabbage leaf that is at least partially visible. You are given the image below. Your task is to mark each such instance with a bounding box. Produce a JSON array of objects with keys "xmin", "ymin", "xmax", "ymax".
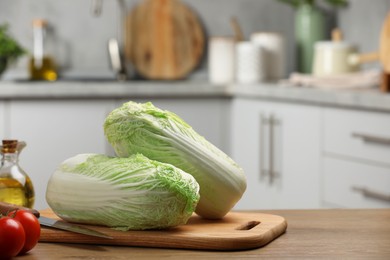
[
  {"xmin": 46, "ymin": 153, "xmax": 200, "ymax": 230},
  {"xmin": 104, "ymin": 101, "xmax": 246, "ymax": 219}
]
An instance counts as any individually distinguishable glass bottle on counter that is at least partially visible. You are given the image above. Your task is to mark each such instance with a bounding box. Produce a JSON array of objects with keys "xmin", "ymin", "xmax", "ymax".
[
  {"xmin": 0, "ymin": 140, "xmax": 35, "ymax": 208},
  {"xmin": 29, "ymin": 19, "xmax": 58, "ymax": 81}
]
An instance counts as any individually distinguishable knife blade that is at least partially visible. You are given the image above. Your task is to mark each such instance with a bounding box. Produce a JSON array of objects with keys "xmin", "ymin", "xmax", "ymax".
[{"xmin": 39, "ymin": 216, "xmax": 113, "ymax": 239}]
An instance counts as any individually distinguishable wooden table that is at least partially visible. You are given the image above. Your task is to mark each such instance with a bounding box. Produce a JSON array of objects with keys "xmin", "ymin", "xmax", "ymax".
[{"xmin": 23, "ymin": 209, "xmax": 390, "ymax": 259}]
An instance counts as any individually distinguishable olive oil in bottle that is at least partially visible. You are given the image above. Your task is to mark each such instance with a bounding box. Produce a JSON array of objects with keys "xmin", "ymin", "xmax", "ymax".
[
  {"xmin": 0, "ymin": 140, "xmax": 35, "ymax": 208},
  {"xmin": 28, "ymin": 19, "xmax": 57, "ymax": 81}
]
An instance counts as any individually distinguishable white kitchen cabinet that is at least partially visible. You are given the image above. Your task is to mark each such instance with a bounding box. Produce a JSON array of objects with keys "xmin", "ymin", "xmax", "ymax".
[
  {"xmin": 6, "ymin": 99, "xmax": 116, "ymax": 210},
  {"xmin": 231, "ymin": 98, "xmax": 321, "ymax": 210},
  {"xmin": 117, "ymin": 98, "xmax": 231, "ymax": 155},
  {"xmin": 323, "ymin": 107, "xmax": 390, "ymax": 166},
  {"xmin": 323, "ymin": 157, "xmax": 390, "ymax": 208},
  {"xmin": 322, "ymin": 107, "xmax": 390, "ymax": 208}
]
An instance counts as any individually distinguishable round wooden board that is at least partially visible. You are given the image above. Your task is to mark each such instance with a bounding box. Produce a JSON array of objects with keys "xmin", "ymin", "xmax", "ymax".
[
  {"xmin": 124, "ymin": 0, "xmax": 205, "ymax": 80},
  {"xmin": 380, "ymin": 12, "xmax": 390, "ymax": 73}
]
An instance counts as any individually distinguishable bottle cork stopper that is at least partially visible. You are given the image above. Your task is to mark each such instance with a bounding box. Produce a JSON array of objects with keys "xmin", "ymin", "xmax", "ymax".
[
  {"xmin": 1, "ymin": 140, "xmax": 18, "ymax": 153},
  {"xmin": 32, "ymin": 19, "xmax": 48, "ymax": 28},
  {"xmin": 332, "ymin": 28, "xmax": 343, "ymax": 42}
]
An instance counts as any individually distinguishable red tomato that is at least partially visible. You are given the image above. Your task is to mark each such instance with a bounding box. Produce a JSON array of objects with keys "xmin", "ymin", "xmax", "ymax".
[
  {"xmin": 9, "ymin": 210, "xmax": 41, "ymax": 255},
  {"xmin": 0, "ymin": 217, "xmax": 26, "ymax": 259}
]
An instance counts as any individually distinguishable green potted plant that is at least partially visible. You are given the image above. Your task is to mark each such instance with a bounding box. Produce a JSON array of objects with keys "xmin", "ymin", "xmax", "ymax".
[
  {"xmin": 278, "ymin": 0, "xmax": 348, "ymax": 73},
  {"xmin": 0, "ymin": 24, "xmax": 26, "ymax": 78}
]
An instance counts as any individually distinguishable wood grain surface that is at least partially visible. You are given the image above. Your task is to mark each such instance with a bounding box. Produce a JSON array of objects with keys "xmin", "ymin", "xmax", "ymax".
[
  {"xmin": 124, "ymin": 0, "xmax": 205, "ymax": 80},
  {"xmin": 25, "ymin": 209, "xmax": 390, "ymax": 259},
  {"xmin": 39, "ymin": 209, "xmax": 287, "ymax": 251},
  {"xmin": 380, "ymin": 11, "xmax": 390, "ymax": 72}
]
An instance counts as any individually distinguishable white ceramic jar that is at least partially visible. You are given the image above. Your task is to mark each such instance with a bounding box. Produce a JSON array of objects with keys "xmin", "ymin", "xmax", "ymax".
[
  {"xmin": 235, "ymin": 41, "xmax": 265, "ymax": 83},
  {"xmin": 250, "ymin": 32, "xmax": 285, "ymax": 80},
  {"xmin": 208, "ymin": 37, "xmax": 236, "ymax": 85}
]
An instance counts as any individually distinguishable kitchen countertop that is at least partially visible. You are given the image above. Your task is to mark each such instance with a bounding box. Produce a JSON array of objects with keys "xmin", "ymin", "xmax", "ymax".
[
  {"xmin": 0, "ymin": 80, "xmax": 231, "ymax": 99},
  {"xmin": 23, "ymin": 209, "xmax": 390, "ymax": 259},
  {"xmin": 1, "ymin": 80, "xmax": 390, "ymax": 112}
]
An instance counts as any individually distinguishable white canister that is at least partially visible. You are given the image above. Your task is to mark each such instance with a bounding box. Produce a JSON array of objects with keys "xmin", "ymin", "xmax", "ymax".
[
  {"xmin": 208, "ymin": 37, "xmax": 235, "ymax": 84},
  {"xmin": 312, "ymin": 41, "xmax": 359, "ymax": 76},
  {"xmin": 251, "ymin": 32, "xmax": 285, "ymax": 80},
  {"xmin": 235, "ymin": 41, "xmax": 265, "ymax": 83}
]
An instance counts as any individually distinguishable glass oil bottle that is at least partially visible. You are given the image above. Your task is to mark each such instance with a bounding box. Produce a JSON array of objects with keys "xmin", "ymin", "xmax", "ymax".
[
  {"xmin": 28, "ymin": 19, "xmax": 58, "ymax": 81},
  {"xmin": 0, "ymin": 140, "xmax": 35, "ymax": 208}
]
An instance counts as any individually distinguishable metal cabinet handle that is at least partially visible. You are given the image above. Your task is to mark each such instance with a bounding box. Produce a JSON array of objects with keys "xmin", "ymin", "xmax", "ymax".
[
  {"xmin": 268, "ymin": 114, "xmax": 275, "ymax": 185},
  {"xmin": 352, "ymin": 132, "xmax": 390, "ymax": 145},
  {"xmin": 269, "ymin": 114, "xmax": 280, "ymax": 185},
  {"xmin": 352, "ymin": 186, "xmax": 390, "ymax": 203},
  {"xmin": 260, "ymin": 114, "xmax": 268, "ymax": 180},
  {"xmin": 259, "ymin": 114, "xmax": 280, "ymax": 185},
  {"xmin": 269, "ymin": 114, "xmax": 274, "ymax": 184},
  {"xmin": 259, "ymin": 113, "xmax": 280, "ymax": 185}
]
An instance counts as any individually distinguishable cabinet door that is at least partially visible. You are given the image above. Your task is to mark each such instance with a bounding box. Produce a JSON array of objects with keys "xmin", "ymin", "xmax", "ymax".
[
  {"xmin": 230, "ymin": 99, "xmax": 272, "ymax": 209},
  {"xmin": 117, "ymin": 98, "xmax": 231, "ymax": 155},
  {"xmin": 322, "ymin": 107, "xmax": 390, "ymax": 208},
  {"xmin": 323, "ymin": 107, "xmax": 390, "ymax": 165},
  {"xmin": 275, "ymin": 102, "xmax": 321, "ymax": 209},
  {"xmin": 8, "ymin": 100, "xmax": 116, "ymax": 210},
  {"xmin": 231, "ymin": 98, "xmax": 321, "ymax": 210},
  {"xmin": 323, "ymin": 157, "xmax": 390, "ymax": 208}
]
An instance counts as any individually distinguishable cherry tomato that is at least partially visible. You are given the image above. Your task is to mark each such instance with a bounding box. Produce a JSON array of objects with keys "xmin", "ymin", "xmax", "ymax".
[
  {"xmin": 9, "ymin": 210, "xmax": 41, "ymax": 255},
  {"xmin": 0, "ymin": 217, "xmax": 26, "ymax": 259}
]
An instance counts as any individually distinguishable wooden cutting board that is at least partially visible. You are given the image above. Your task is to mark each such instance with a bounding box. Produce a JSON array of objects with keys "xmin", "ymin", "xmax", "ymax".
[
  {"xmin": 380, "ymin": 11, "xmax": 390, "ymax": 73},
  {"xmin": 124, "ymin": 0, "xmax": 205, "ymax": 80},
  {"xmin": 39, "ymin": 209, "xmax": 287, "ymax": 251},
  {"xmin": 380, "ymin": 11, "xmax": 390, "ymax": 92}
]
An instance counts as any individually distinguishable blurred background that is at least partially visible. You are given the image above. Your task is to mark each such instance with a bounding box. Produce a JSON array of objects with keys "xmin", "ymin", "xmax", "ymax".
[{"xmin": 0, "ymin": 0, "xmax": 388, "ymax": 79}]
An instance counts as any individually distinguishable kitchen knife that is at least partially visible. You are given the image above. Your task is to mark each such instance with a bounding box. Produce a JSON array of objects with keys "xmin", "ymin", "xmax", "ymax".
[
  {"xmin": 0, "ymin": 201, "xmax": 40, "ymax": 218},
  {"xmin": 39, "ymin": 216, "xmax": 113, "ymax": 239},
  {"xmin": 0, "ymin": 201, "xmax": 112, "ymax": 239}
]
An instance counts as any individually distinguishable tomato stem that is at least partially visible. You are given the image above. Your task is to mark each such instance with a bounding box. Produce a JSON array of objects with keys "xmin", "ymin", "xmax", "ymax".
[{"xmin": 8, "ymin": 209, "xmax": 18, "ymax": 218}]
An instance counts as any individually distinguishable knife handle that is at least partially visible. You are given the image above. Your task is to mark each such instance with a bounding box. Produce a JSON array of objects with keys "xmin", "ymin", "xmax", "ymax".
[{"xmin": 0, "ymin": 201, "xmax": 40, "ymax": 218}]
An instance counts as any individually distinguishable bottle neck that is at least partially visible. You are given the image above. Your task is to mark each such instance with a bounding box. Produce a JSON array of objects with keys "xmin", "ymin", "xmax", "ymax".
[
  {"xmin": 33, "ymin": 25, "xmax": 45, "ymax": 68},
  {"xmin": 1, "ymin": 153, "xmax": 19, "ymax": 166}
]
